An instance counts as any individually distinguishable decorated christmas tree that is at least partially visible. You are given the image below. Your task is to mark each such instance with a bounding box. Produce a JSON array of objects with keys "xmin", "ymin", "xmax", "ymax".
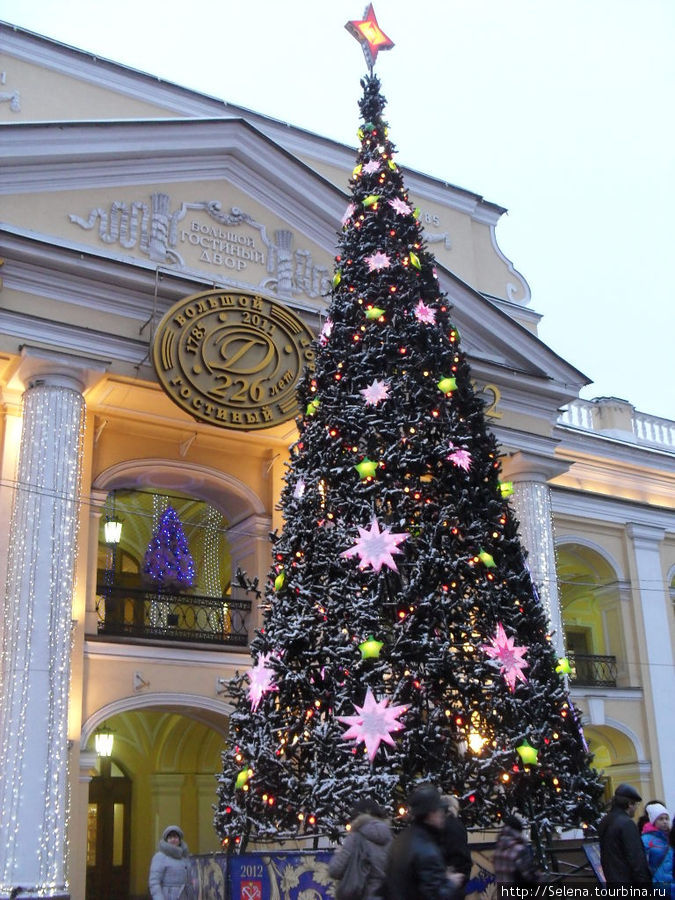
[
  {"xmin": 143, "ymin": 506, "xmax": 195, "ymax": 591},
  {"xmin": 216, "ymin": 9, "xmax": 602, "ymax": 854}
]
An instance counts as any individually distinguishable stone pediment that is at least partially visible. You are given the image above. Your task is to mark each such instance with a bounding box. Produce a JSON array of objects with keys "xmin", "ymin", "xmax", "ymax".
[{"xmin": 0, "ymin": 116, "xmax": 587, "ymax": 410}]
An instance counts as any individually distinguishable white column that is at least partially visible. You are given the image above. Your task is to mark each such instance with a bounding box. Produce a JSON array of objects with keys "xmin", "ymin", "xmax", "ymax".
[
  {"xmin": 500, "ymin": 451, "xmax": 569, "ymax": 655},
  {"xmin": 0, "ymin": 373, "xmax": 85, "ymax": 898},
  {"xmin": 626, "ymin": 523, "xmax": 674, "ymax": 812}
]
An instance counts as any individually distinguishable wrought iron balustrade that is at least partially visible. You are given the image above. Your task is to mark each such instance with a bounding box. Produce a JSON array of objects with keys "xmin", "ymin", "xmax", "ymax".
[
  {"xmin": 568, "ymin": 652, "xmax": 617, "ymax": 687},
  {"xmin": 96, "ymin": 584, "xmax": 251, "ymax": 646}
]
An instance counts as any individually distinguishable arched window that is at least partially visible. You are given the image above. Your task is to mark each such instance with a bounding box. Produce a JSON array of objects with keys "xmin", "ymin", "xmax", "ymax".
[{"xmin": 96, "ymin": 489, "xmax": 250, "ymax": 646}]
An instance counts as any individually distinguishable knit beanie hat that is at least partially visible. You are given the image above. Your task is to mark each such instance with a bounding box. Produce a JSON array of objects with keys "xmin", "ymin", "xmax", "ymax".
[{"xmin": 647, "ymin": 803, "xmax": 669, "ymax": 824}]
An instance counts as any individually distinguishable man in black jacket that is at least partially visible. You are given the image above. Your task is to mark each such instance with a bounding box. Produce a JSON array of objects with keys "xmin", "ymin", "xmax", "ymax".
[
  {"xmin": 598, "ymin": 783, "xmax": 652, "ymax": 886},
  {"xmin": 383, "ymin": 784, "xmax": 461, "ymax": 900}
]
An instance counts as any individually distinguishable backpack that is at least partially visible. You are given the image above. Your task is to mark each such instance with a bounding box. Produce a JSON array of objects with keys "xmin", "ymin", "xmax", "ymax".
[{"xmin": 335, "ymin": 832, "xmax": 370, "ymax": 900}]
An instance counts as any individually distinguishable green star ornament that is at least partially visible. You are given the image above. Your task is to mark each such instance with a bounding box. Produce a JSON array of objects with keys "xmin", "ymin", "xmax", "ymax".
[
  {"xmin": 359, "ymin": 636, "xmax": 384, "ymax": 659},
  {"xmin": 499, "ymin": 481, "xmax": 514, "ymax": 498},
  {"xmin": 365, "ymin": 306, "xmax": 385, "ymax": 320},
  {"xmin": 235, "ymin": 768, "xmax": 253, "ymax": 789},
  {"xmin": 478, "ymin": 550, "xmax": 496, "ymax": 568},
  {"xmin": 437, "ymin": 376, "xmax": 457, "ymax": 393},
  {"xmin": 516, "ymin": 740, "xmax": 539, "ymax": 766},
  {"xmin": 355, "ymin": 458, "xmax": 378, "ymax": 480},
  {"xmin": 556, "ymin": 657, "xmax": 572, "ymax": 676}
]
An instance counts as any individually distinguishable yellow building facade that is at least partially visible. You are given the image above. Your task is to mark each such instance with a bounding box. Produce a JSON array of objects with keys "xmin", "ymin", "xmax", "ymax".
[{"xmin": 0, "ymin": 22, "xmax": 673, "ymax": 900}]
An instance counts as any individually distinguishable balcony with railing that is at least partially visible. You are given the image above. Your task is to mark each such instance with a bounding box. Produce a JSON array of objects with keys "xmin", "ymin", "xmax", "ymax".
[
  {"xmin": 558, "ymin": 397, "xmax": 675, "ymax": 452},
  {"xmin": 95, "ymin": 584, "xmax": 252, "ymax": 647},
  {"xmin": 567, "ymin": 651, "xmax": 617, "ymax": 687}
]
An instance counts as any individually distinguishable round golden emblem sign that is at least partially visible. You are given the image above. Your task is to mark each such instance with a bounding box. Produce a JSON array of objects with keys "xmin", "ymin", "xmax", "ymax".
[{"xmin": 152, "ymin": 289, "xmax": 316, "ymax": 430}]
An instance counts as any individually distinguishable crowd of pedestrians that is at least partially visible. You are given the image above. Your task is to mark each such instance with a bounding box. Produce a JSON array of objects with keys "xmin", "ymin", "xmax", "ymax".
[
  {"xmin": 598, "ymin": 783, "xmax": 674, "ymax": 895},
  {"xmin": 148, "ymin": 781, "xmax": 675, "ymax": 898},
  {"xmin": 329, "ymin": 783, "xmax": 545, "ymax": 900}
]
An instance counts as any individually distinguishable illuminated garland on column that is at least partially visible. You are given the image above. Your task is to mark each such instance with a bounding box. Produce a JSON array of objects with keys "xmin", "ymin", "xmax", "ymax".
[
  {"xmin": 202, "ymin": 505, "xmax": 222, "ymax": 598},
  {"xmin": 0, "ymin": 378, "xmax": 85, "ymax": 895},
  {"xmin": 509, "ymin": 480, "xmax": 565, "ymax": 651}
]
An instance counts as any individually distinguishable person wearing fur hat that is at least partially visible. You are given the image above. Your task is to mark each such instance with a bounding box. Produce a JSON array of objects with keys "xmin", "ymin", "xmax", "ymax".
[
  {"xmin": 148, "ymin": 824, "xmax": 191, "ymax": 899},
  {"xmin": 382, "ymin": 784, "xmax": 462, "ymax": 900},
  {"xmin": 598, "ymin": 783, "xmax": 652, "ymax": 886},
  {"xmin": 640, "ymin": 803, "xmax": 674, "ymax": 898},
  {"xmin": 329, "ymin": 797, "xmax": 393, "ymax": 899}
]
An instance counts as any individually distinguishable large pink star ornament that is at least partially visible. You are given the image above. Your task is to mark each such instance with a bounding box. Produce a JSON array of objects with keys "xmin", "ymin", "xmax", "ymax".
[
  {"xmin": 345, "ymin": 5, "xmax": 395, "ymax": 70},
  {"xmin": 414, "ymin": 300, "xmax": 436, "ymax": 325},
  {"xmin": 362, "ymin": 160, "xmax": 381, "ymax": 174},
  {"xmin": 364, "ymin": 251, "xmax": 391, "ymax": 272},
  {"xmin": 481, "ymin": 623, "xmax": 529, "ymax": 691},
  {"xmin": 337, "ymin": 687, "xmax": 408, "ymax": 761},
  {"xmin": 341, "ymin": 517, "xmax": 409, "ymax": 572},
  {"xmin": 247, "ymin": 653, "xmax": 278, "ymax": 712},
  {"xmin": 361, "ymin": 378, "xmax": 390, "ymax": 405}
]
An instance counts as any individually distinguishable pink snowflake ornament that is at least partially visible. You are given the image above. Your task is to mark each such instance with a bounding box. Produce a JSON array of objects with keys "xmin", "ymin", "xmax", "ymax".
[
  {"xmin": 414, "ymin": 300, "xmax": 436, "ymax": 325},
  {"xmin": 319, "ymin": 318, "xmax": 333, "ymax": 346},
  {"xmin": 364, "ymin": 251, "xmax": 391, "ymax": 272},
  {"xmin": 342, "ymin": 203, "xmax": 356, "ymax": 226},
  {"xmin": 247, "ymin": 653, "xmax": 278, "ymax": 712},
  {"xmin": 389, "ymin": 197, "xmax": 412, "ymax": 216},
  {"xmin": 293, "ymin": 479, "xmax": 306, "ymax": 500},
  {"xmin": 341, "ymin": 517, "xmax": 409, "ymax": 573},
  {"xmin": 337, "ymin": 687, "xmax": 409, "ymax": 761},
  {"xmin": 481, "ymin": 623, "xmax": 529, "ymax": 691},
  {"xmin": 360, "ymin": 378, "xmax": 390, "ymax": 405},
  {"xmin": 447, "ymin": 448, "xmax": 472, "ymax": 471}
]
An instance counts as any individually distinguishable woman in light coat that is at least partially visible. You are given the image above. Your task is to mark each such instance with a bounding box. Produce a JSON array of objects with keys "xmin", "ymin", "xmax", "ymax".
[{"xmin": 148, "ymin": 824, "xmax": 191, "ymax": 900}]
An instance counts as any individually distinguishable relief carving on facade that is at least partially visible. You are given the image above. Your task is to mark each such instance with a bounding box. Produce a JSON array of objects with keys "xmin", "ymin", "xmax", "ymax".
[
  {"xmin": 68, "ymin": 193, "xmax": 331, "ymax": 300},
  {"xmin": 0, "ymin": 72, "xmax": 20, "ymax": 112}
]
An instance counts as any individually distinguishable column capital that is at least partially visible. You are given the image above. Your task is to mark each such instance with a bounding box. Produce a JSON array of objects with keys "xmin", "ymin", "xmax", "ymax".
[
  {"xmin": 9, "ymin": 345, "xmax": 110, "ymax": 394},
  {"xmin": 500, "ymin": 450, "xmax": 570, "ymax": 484},
  {"xmin": 78, "ymin": 750, "xmax": 98, "ymax": 783},
  {"xmin": 227, "ymin": 513, "xmax": 273, "ymax": 542},
  {"xmin": 626, "ymin": 522, "xmax": 666, "ymax": 547},
  {"xmin": 90, "ymin": 489, "xmax": 109, "ymax": 512}
]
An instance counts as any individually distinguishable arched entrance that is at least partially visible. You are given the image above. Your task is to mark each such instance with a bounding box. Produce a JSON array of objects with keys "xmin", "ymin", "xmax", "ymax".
[
  {"xmin": 556, "ymin": 540, "xmax": 625, "ymax": 687},
  {"xmin": 83, "ymin": 702, "xmax": 230, "ymax": 899},
  {"xmin": 583, "ymin": 723, "xmax": 647, "ymax": 803}
]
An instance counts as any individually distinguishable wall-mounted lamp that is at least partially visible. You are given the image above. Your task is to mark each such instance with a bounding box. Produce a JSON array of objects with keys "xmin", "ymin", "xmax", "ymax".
[
  {"xmin": 94, "ymin": 727, "xmax": 114, "ymax": 758},
  {"xmin": 104, "ymin": 518, "xmax": 123, "ymax": 544}
]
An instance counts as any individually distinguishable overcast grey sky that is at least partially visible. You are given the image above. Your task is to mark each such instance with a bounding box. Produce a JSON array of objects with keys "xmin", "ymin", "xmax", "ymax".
[{"xmin": 2, "ymin": 0, "xmax": 673, "ymax": 421}]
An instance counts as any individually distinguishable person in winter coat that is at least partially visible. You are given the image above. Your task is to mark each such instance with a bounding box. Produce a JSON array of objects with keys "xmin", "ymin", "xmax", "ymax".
[
  {"xmin": 382, "ymin": 784, "xmax": 462, "ymax": 900},
  {"xmin": 440, "ymin": 795, "xmax": 472, "ymax": 895},
  {"xmin": 493, "ymin": 815, "xmax": 542, "ymax": 885},
  {"xmin": 148, "ymin": 824, "xmax": 191, "ymax": 900},
  {"xmin": 329, "ymin": 798, "xmax": 393, "ymax": 900},
  {"xmin": 640, "ymin": 803, "xmax": 674, "ymax": 898},
  {"xmin": 598, "ymin": 783, "xmax": 652, "ymax": 886}
]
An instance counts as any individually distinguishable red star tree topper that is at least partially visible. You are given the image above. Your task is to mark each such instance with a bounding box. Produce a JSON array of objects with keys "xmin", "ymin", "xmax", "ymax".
[{"xmin": 345, "ymin": 4, "xmax": 394, "ymax": 71}]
